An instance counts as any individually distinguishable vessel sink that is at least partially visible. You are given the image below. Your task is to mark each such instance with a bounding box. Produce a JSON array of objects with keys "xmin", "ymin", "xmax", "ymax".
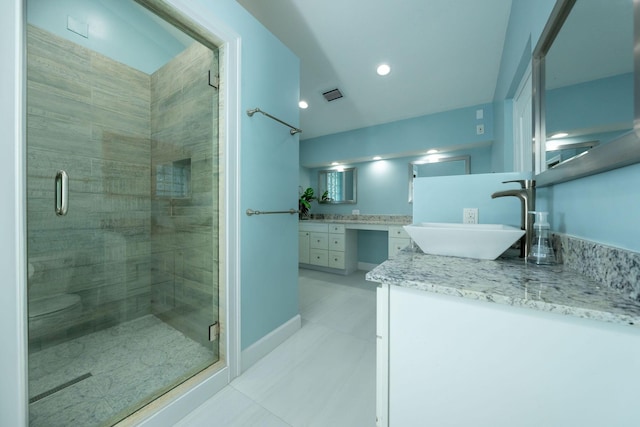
[{"xmin": 404, "ymin": 222, "xmax": 525, "ymax": 260}]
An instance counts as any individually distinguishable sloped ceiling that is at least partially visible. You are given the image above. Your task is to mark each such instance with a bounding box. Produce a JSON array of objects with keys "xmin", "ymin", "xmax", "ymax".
[{"xmin": 237, "ymin": 0, "xmax": 513, "ymax": 140}]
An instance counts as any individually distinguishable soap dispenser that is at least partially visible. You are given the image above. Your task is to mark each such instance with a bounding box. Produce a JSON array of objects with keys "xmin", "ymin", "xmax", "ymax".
[{"xmin": 528, "ymin": 211, "xmax": 556, "ymax": 265}]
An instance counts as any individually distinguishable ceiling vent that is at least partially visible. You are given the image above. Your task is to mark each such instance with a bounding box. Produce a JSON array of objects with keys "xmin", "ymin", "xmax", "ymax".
[{"xmin": 322, "ymin": 88, "xmax": 344, "ymax": 102}]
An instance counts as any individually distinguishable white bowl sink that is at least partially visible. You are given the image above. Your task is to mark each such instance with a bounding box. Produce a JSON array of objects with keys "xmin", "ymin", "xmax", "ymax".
[{"xmin": 404, "ymin": 222, "xmax": 525, "ymax": 260}]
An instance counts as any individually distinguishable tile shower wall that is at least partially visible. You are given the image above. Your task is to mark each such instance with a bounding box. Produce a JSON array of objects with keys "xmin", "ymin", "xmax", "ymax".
[
  {"xmin": 27, "ymin": 25, "xmax": 152, "ymax": 349},
  {"xmin": 150, "ymin": 43, "xmax": 219, "ymax": 348}
]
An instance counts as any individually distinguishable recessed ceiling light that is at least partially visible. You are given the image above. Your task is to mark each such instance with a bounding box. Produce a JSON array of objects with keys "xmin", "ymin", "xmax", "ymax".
[
  {"xmin": 376, "ymin": 63, "xmax": 391, "ymax": 76},
  {"xmin": 298, "ymin": 100, "xmax": 308, "ymax": 109},
  {"xmin": 331, "ymin": 162, "xmax": 339, "ymax": 166},
  {"xmin": 373, "ymin": 156, "xmax": 382, "ymax": 160},
  {"xmin": 550, "ymin": 132, "xmax": 568, "ymax": 139},
  {"xmin": 426, "ymin": 149, "xmax": 439, "ymax": 154}
]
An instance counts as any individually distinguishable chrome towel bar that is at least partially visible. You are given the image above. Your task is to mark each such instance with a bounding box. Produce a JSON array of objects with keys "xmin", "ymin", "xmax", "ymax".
[
  {"xmin": 246, "ymin": 208, "xmax": 299, "ymax": 216},
  {"xmin": 246, "ymin": 108, "xmax": 302, "ymax": 135}
]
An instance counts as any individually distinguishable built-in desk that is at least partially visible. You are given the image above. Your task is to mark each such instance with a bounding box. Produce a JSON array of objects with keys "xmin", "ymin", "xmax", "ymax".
[{"xmin": 298, "ymin": 215, "xmax": 412, "ymax": 274}]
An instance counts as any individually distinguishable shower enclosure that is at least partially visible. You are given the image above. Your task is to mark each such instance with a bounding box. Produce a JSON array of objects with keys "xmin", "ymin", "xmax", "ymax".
[{"xmin": 26, "ymin": 1, "xmax": 222, "ymax": 425}]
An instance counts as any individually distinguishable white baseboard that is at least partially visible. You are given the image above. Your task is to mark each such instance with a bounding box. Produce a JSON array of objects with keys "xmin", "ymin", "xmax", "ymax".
[
  {"xmin": 241, "ymin": 314, "xmax": 301, "ymax": 373},
  {"xmin": 358, "ymin": 262, "xmax": 379, "ymax": 271}
]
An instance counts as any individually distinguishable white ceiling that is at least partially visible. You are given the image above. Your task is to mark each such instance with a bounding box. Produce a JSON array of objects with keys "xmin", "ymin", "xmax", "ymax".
[{"xmin": 237, "ymin": 0, "xmax": 513, "ymax": 140}]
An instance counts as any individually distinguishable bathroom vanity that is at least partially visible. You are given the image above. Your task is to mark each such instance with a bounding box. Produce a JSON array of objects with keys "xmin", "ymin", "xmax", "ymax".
[
  {"xmin": 367, "ymin": 248, "xmax": 640, "ymax": 427},
  {"xmin": 298, "ymin": 215, "xmax": 411, "ymax": 274}
]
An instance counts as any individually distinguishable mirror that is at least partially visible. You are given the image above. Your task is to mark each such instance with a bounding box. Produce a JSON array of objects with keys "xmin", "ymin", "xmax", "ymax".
[
  {"xmin": 408, "ymin": 155, "xmax": 470, "ymax": 203},
  {"xmin": 318, "ymin": 167, "xmax": 357, "ymax": 204},
  {"xmin": 533, "ymin": 0, "xmax": 640, "ymax": 186}
]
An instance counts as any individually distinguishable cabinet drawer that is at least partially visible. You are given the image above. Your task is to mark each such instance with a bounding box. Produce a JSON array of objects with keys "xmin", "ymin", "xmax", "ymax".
[
  {"xmin": 328, "ymin": 250, "xmax": 345, "ymax": 269},
  {"xmin": 310, "ymin": 233, "xmax": 329, "ymax": 249},
  {"xmin": 329, "ymin": 233, "xmax": 345, "ymax": 251},
  {"xmin": 309, "ymin": 249, "xmax": 329, "ymax": 267},
  {"xmin": 329, "ymin": 224, "xmax": 345, "ymax": 234},
  {"xmin": 388, "ymin": 225, "xmax": 409, "ymax": 239},
  {"xmin": 299, "ymin": 223, "xmax": 328, "ymax": 233},
  {"xmin": 388, "ymin": 237, "xmax": 410, "ymax": 259}
]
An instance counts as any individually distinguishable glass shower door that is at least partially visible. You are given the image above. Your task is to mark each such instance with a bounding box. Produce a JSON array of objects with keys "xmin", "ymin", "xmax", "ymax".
[{"xmin": 26, "ymin": 1, "xmax": 220, "ymax": 425}]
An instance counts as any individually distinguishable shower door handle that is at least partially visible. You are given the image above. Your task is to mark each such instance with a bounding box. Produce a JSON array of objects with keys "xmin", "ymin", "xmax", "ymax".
[{"xmin": 55, "ymin": 170, "xmax": 69, "ymax": 216}]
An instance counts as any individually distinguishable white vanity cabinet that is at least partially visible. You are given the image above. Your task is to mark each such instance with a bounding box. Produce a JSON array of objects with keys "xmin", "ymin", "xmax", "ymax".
[
  {"xmin": 298, "ymin": 230, "xmax": 310, "ymax": 264},
  {"xmin": 375, "ymin": 284, "xmax": 640, "ymax": 427},
  {"xmin": 328, "ymin": 224, "xmax": 346, "ymax": 269},
  {"xmin": 299, "ymin": 222, "xmax": 357, "ymax": 274}
]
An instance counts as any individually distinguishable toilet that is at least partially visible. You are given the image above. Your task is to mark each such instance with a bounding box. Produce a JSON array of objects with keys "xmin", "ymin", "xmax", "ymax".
[{"xmin": 28, "ymin": 293, "xmax": 83, "ymax": 340}]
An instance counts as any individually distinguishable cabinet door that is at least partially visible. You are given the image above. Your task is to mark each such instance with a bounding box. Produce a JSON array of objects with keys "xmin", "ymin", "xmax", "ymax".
[
  {"xmin": 388, "ymin": 226, "xmax": 409, "ymax": 239},
  {"xmin": 329, "ymin": 233, "xmax": 345, "ymax": 251},
  {"xmin": 310, "ymin": 232, "xmax": 329, "ymax": 250},
  {"xmin": 299, "ymin": 231, "xmax": 310, "ymax": 264},
  {"xmin": 309, "ymin": 248, "xmax": 329, "ymax": 267},
  {"xmin": 376, "ymin": 284, "xmax": 390, "ymax": 427},
  {"xmin": 328, "ymin": 250, "xmax": 345, "ymax": 269},
  {"xmin": 329, "ymin": 224, "xmax": 345, "ymax": 234}
]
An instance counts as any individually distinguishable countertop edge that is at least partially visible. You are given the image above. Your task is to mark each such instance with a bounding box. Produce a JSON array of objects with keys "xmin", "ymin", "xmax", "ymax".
[{"xmin": 366, "ymin": 254, "xmax": 640, "ymax": 329}]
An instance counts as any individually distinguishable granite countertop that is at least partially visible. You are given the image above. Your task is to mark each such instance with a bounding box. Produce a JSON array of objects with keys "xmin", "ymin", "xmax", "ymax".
[
  {"xmin": 303, "ymin": 219, "xmax": 410, "ymax": 225},
  {"xmin": 303, "ymin": 214, "xmax": 412, "ymax": 226},
  {"xmin": 366, "ymin": 247, "xmax": 640, "ymax": 328}
]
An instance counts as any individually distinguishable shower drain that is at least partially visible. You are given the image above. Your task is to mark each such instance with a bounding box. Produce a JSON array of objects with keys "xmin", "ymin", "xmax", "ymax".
[{"xmin": 29, "ymin": 372, "xmax": 93, "ymax": 403}]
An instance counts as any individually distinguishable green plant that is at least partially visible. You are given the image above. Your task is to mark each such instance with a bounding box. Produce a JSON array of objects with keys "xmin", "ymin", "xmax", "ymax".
[{"xmin": 298, "ymin": 187, "xmax": 316, "ymax": 218}]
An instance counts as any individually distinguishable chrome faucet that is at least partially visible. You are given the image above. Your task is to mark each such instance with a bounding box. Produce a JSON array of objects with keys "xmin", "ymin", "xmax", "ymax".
[{"xmin": 491, "ymin": 179, "xmax": 536, "ymax": 258}]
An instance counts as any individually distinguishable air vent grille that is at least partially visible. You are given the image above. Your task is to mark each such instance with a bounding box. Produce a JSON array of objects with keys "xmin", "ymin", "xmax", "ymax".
[{"xmin": 322, "ymin": 88, "xmax": 344, "ymax": 102}]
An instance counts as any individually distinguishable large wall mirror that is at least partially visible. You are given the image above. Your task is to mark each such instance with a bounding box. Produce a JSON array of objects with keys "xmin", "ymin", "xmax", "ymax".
[
  {"xmin": 318, "ymin": 167, "xmax": 357, "ymax": 204},
  {"xmin": 533, "ymin": 0, "xmax": 640, "ymax": 186}
]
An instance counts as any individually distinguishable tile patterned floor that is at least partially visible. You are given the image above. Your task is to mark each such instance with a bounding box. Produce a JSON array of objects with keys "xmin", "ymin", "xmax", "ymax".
[
  {"xmin": 28, "ymin": 315, "xmax": 214, "ymax": 427},
  {"xmin": 176, "ymin": 269, "xmax": 377, "ymax": 427}
]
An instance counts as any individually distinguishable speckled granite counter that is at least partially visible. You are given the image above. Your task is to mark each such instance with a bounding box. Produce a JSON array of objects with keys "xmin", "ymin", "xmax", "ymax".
[
  {"xmin": 366, "ymin": 247, "xmax": 640, "ymax": 328},
  {"xmin": 305, "ymin": 214, "xmax": 412, "ymax": 225}
]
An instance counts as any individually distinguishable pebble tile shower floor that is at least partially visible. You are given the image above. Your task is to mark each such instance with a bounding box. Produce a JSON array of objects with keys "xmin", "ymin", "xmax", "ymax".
[{"xmin": 28, "ymin": 315, "xmax": 213, "ymax": 427}]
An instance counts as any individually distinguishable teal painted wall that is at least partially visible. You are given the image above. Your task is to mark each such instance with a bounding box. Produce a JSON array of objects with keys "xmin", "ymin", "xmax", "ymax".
[
  {"xmin": 358, "ymin": 231, "xmax": 388, "ymax": 265},
  {"xmin": 300, "ymin": 103, "xmax": 493, "ymax": 167},
  {"xmin": 413, "ymin": 172, "xmax": 532, "ymax": 227},
  {"xmin": 492, "ymin": 0, "xmax": 556, "ymax": 172},
  {"xmin": 300, "ymin": 103, "xmax": 494, "ymax": 215},
  {"xmin": 300, "ymin": 104, "xmax": 495, "ymax": 265},
  {"xmin": 537, "ymin": 163, "xmax": 640, "ymax": 252},
  {"xmin": 190, "ymin": 0, "xmax": 301, "ymax": 349},
  {"xmin": 546, "ymin": 73, "xmax": 633, "ymax": 136},
  {"xmin": 494, "ymin": 0, "xmax": 640, "ymax": 253},
  {"xmin": 306, "ymin": 145, "xmax": 493, "ymax": 217}
]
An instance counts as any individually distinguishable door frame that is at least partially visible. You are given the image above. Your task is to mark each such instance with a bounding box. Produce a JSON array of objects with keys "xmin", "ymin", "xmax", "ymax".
[
  {"xmin": 0, "ymin": 0, "xmax": 242, "ymax": 424},
  {"xmin": 513, "ymin": 62, "xmax": 533, "ymax": 173}
]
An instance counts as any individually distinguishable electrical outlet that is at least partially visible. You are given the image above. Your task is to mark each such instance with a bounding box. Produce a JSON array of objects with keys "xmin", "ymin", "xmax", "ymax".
[
  {"xmin": 476, "ymin": 124, "xmax": 485, "ymax": 135},
  {"xmin": 463, "ymin": 208, "xmax": 478, "ymax": 224}
]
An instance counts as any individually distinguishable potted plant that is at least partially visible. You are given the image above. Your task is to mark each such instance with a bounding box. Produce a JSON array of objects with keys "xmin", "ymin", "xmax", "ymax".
[{"xmin": 298, "ymin": 187, "xmax": 316, "ymax": 220}]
